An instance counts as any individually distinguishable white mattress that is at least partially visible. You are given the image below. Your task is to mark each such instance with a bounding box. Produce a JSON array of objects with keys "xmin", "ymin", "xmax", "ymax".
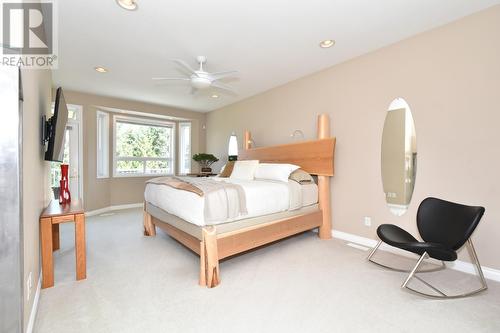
[
  {"xmin": 301, "ymin": 183, "xmax": 319, "ymax": 207},
  {"xmin": 144, "ymin": 177, "xmax": 318, "ymax": 226}
]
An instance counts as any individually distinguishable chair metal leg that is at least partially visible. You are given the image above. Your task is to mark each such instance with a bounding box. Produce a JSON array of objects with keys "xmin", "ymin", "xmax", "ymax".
[
  {"xmin": 412, "ymin": 275, "xmax": 447, "ymax": 297},
  {"xmin": 366, "ymin": 240, "xmax": 382, "ymax": 261},
  {"xmin": 401, "ymin": 240, "xmax": 488, "ymax": 299},
  {"xmin": 468, "ymin": 239, "xmax": 488, "ymax": 290},
  {"xmin": 367, "ymin": 241, "xmax": 445, "ymax": 273},
  {"xmin": 402, "ymin": 252, "xmax": 428, "ymax": 288}
]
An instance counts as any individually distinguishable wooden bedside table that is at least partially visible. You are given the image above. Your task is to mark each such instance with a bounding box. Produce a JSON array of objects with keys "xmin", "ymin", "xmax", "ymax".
[
  {"xmin": 40, "ymin": 199, "xmax": 86, "ymax": 289},
  {"xmin": 185, "ymin": 173, "xmax": 218, "ymax": 177}
]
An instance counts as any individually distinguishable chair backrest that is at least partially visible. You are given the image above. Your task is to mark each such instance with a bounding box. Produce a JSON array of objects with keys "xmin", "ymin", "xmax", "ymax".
[{"xmin": 417, "ymin": 197, "xmax": 485, "ymax": 250}]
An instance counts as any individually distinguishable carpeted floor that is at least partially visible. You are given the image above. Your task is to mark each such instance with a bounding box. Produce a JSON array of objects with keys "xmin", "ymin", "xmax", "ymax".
[{"xmin": 35, "ymin": 208, "xmax": 500, "ymax": 333}]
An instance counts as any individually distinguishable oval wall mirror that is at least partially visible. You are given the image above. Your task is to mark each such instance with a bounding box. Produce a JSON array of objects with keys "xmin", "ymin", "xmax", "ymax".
[{"xmin": 381, "ymin": 98, "xmax": 417, "ymax": 216}]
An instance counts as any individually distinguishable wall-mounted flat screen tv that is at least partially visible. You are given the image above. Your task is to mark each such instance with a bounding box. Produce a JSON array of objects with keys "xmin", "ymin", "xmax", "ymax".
[{"xmin": 44, "ymin": 87, "xmax": 68, "ymax": 162}]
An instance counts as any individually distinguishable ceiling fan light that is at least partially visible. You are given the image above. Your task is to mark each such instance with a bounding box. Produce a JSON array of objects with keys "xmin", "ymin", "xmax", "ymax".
[
  {"xmin": 191, "ymin": 77, "xmax": 211, "ymax": 89},
  {"xmin": 152, "ymin": 56, "xmax": 237, "ymax": 94},
  {"xmin": 116, "ymin": 0, "xmax": 138, "ymax": 11}
]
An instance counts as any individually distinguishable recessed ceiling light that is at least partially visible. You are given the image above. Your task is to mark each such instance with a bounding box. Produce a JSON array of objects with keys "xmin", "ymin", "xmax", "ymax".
[
  {"xmin": 319, "ymin": 39, "xmax": 335, "ymax": 48},
  {"xmin": 116, "ymin": 0, "xmax": 138, "ymax": 11},
  {"xmin": 211, "ymin": 94, "xmax": 219, "ymax": 99},
  {"xmin": 94, "ymin": 66, "xmax": 108, "ymax": 73}
]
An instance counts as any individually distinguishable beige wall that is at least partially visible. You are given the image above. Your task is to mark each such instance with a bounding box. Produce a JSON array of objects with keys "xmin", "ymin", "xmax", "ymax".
[
  {"xmin": 60, "ymin": 91, "xmax": 207, "ymax": 211},
  {"xmin": 21, "ymin": 68, "xmax": 52, "ymax": 329},
  {"xmin": 206, "ymin": 6, "xmax": 500, "ymax": 270}
]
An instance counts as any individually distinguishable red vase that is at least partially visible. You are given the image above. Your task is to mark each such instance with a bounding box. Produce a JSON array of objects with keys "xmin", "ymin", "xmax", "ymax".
[{"xmin": 59, "ymin": 164, "xmax": 71, "ymax": 204}]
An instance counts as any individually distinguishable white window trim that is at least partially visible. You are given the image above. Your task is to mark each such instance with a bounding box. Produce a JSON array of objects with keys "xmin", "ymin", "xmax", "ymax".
[
  {"xmin": 96, "ymin": 110, "xmax": 109, "ymax": 179},
  {"xmin": 70, "ymin": 105, "xmax": 84, "ymax": 198},
  {"xmin": 178, "ymin": 121, "xmax": 192, "ymax": 175},
  {"xmin": 112, "ymin": 115, "xmax": 176, "ymax": 178}
]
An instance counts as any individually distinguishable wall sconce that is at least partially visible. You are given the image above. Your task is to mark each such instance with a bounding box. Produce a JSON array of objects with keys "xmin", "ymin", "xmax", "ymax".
[
  {"xmin": 228, "ymin": 132, "xmax": 238, "ymax": 161},
  {"xmin": 290, "ymin": 129, "xmax": 304, "ymax": 140}
]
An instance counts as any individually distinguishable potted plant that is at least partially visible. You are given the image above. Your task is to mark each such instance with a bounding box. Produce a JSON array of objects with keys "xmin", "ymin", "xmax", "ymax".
[{"xmin": 192, "ymin": 153, "xmax": 219, "ymax": 173}]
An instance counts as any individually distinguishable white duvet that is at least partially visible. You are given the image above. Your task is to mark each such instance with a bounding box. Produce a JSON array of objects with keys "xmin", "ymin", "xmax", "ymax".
[{"xmin": 144, "ymin": 177, "xmax": 316, "ymax": 226}]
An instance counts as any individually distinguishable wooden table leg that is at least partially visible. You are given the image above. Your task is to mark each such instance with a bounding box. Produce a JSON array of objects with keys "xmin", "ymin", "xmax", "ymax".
[
  {"xmin": 40, "ymin": 217, "xmax": 54, "ymax": 288},
  {"xmin": 75, "ymin": 213, "xmax": 86, "ymax": 281},
  {"xmin": 52, "ymin": 223, "xmax": 60, "ymax": 251}
]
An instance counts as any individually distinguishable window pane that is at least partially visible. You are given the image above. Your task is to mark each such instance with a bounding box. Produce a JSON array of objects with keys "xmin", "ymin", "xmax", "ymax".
[
  {"xmin": 49, "ymin": 128, "xmax": 70, "ymax": 199},
  {"xmin": 113, "ymin": 117, "xmax": 175, "ymax": 176},
  {"xmin": 146, "ymin": 160, "xmax": 170, "ymax": 174},
  {"xmin": 116, "ymin": 160, "xmax": 144, "ymax": 175},
  {"xmin": 116, "ymin": 122, "xmax": 172, "ymax": 158},
  {"xmin": 68, "ymin": 109, "xmax": 75, "ymax": 120},
  {"xmin": 50, "ymin": 162, "xmax": 61, "ymax": 188},
  {"xmin": 62, "ymin": 128, "xmax": 70, "ymax": 164}
]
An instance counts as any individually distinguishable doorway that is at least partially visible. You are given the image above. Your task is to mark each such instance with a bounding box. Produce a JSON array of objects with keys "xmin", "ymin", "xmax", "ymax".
[{"xmin": 49, "ymin": 104, "xmax": 83, "ymax": 200}]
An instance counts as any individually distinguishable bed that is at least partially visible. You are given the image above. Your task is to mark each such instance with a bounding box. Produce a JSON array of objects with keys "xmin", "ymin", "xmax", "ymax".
[
  {"xmin": 143, "ymin": 114, "xmax": 336, "ymax": 288},
  {"xmin": 145, "ymin": 178, "xmax": 319, "ymax": 226}
]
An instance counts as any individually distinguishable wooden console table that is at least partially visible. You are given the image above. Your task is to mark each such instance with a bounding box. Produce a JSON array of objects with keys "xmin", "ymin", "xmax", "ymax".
[{"xmin": 40, "ymin": 199, "xmax": 86, "ymax": 289}]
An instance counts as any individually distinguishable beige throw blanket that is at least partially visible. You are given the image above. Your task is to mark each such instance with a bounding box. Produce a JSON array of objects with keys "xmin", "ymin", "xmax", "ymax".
[{"xmin": 146, "ymin": 176, "xmax": 247, "ymax": 223}]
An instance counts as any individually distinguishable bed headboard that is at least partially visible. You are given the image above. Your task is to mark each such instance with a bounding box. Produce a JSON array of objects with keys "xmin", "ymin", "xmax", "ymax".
[
  {"xmin": 239, "ymin": 114, "xmax": 335, "ymax": 176},
  {"xmin": 239, "ymin": 138, "xmax": 335, "ymax": 176},
  {"xmin": 239, "ymin": 114, "xmax": 334, "ymax": 239}
]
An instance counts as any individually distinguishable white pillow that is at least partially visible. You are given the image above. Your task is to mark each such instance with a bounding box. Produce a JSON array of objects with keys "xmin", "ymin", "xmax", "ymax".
[
  {"xmin": 229, "ymin": 160, "xmax": 260, "ymax": 180},
  {"xmin": 254, "ymin": 163, "xmax": 300, "ymax": 183}
]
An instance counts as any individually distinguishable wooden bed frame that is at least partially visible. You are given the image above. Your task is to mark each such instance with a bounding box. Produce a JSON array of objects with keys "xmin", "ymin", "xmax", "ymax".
[{"xmin": 143, "ymin": 114, "xmax": 336, "ymax": 288}]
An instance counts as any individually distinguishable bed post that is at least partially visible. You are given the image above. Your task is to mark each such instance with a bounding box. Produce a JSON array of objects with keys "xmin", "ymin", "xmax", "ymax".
[
  {"xmin": 143, "ymin": 202, "xmax": 156, "ymax": 236},
  {"xmin": 317, "ymin": 114, "xmax": 332, "ymax": 240},
  {"xmin": 200, "ymin": 226, "xmax": 220, "ymax": 288},
  {"xmin": 199, "ymin": 242, "xmax": 207, "ymax": 286},
  {"xmin": 244, "ymin": 130, "xmax": 252, "ymax": 149}
]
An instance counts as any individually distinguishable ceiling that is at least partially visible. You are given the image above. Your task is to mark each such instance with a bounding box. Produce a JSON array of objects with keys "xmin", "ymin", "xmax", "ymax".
[{"xmin": 53, "ymin": 0, "xmax": 500, "ymax": 112}]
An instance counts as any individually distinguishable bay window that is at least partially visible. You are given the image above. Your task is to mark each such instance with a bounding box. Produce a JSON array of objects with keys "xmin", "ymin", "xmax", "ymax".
[{"xmin": 113, "ymin": 116, "xmax": 175, "ymax": 177}]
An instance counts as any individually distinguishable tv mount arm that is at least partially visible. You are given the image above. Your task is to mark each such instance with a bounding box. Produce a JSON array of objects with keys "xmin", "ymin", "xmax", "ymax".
[{"xmin": 41, "ymin": 115, "xmax": 54, "ymax": 145}]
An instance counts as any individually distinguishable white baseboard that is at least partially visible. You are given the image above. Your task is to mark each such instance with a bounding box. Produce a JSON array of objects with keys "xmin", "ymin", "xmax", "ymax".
[
  {"xmin": 332, "ymin": 229, "xmax": 500, "ymax": 283},
  {"xmin": 26, "ymin": 274, "xmax": 41, "ymax": 333},
  {"xmin": 447, "ymin": 260, "xmax": 500, "ymax": 282},
  {"xmin": 85, "ymin": 203, "xmax": 143, "ymax": 217}
]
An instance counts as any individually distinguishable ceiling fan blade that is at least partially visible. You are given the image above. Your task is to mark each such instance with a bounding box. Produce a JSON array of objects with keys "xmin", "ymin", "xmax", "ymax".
[
  {"xmin": 172, "ymin": 59, "xmax": 197, "ymax": 76},
  {"xmin": 209, "ymin": 70, "xmax": 238, "ymax": 80},
  {"xmin": 152, "ymin": 77, "xmax": 190, "ymax": 80},
  {"xmin": 212, "ymin": 81, "xmax": 236, "ymax": 93}
]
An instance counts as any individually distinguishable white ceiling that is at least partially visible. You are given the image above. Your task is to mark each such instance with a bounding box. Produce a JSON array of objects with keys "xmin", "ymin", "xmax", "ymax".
[{"xmin": 53, "ymin": 0, "xmax": 500, "ymax": 112}]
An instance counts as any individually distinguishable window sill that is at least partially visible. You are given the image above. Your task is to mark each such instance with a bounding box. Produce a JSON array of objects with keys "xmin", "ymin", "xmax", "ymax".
[{"xmin": 112, "ymin": 173, "xmax": 174, "ymax": 178}]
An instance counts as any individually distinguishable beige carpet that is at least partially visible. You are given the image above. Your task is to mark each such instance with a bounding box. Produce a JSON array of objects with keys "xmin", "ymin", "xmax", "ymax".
[{"xmin": 35, "ymin": 208, "xmax": 500, "ymax": 333}]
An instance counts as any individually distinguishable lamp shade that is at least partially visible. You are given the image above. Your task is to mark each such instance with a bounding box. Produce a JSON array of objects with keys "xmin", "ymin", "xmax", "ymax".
[{"xmin": 228, "ymin": 132, "xmax": 238, "ymax": 160}]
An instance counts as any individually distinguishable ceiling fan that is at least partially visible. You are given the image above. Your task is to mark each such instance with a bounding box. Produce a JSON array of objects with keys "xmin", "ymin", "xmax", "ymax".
[{"xmin": 153, "ymin": 56, "xmax": 238, "ymax": 94}]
